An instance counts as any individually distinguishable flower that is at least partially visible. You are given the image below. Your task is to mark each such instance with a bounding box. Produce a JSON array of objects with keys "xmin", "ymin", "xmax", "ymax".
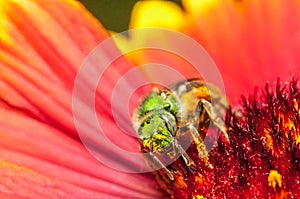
[
  {"xmin": 115, "ymin": 0, "xmax": 300, "ymax": 104},
  {"xmin": 0, "ymin": 0, "xmax": 163, "ymax": 198},
  {"xmin": 1, "ymin": 0, "xmax": 300, "ymax": 199},
  {"xmin": 113, "ymin": 0, "xmax": 300, "ymax": 198}
]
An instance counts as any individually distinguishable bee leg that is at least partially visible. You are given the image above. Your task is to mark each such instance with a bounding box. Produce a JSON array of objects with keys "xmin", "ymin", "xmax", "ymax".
[
  {"xmin": 184, "ymin": 123, "xmax": 209, "ymax": 158},
  {"xmin": 149, "ymin": 152, "xmax": 175, "ymax": 181},
  {"xmin": 141, "ymin": 148, "xmax": 174, "ymax": 181},
  {"xmin": 183, "ymin": 123, "xmax": 215, "ymax": 169},
  {"xmin": 199, "ymin": 98, "xmax": 230, "ymax": 143},
  {"xmin": 173, "ymin": 138, "xmax": 195, "ymax": 172}
]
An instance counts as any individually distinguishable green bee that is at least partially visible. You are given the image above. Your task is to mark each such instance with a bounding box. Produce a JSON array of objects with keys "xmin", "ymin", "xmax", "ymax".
[{"xmin": 132, "ymin": 78, "xmax": 229, "ymax": 180}]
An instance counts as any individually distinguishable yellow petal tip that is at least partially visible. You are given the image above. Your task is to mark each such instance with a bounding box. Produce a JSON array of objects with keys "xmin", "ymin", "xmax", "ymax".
[{"xmin": 130, "ymin": 1, "xmax": 185, "ymax": 30}]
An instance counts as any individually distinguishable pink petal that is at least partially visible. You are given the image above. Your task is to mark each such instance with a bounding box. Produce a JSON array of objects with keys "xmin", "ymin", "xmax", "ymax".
[{"xmin": 0, "ymin": 0, "xmax": 163, "ymax": 198}]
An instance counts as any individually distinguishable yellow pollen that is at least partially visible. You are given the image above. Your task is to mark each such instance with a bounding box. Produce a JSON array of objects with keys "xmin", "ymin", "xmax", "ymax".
[
  {"xmin": 286, "ymin": 118, "xmax": 295, "ymax": 131},
  {"xmin": 143, "ymin": 139, "xmax": 151, "ymax": 148},
  {"xmin": 174, "ymin": 174, "xmax": 188, "ymax": 189},
  {"xmin": 192, "ymin": 195, "xmax": 206, "ymax": 199},
  {"xmin": 296, "ymin": 135, "xmax": 300, "ymax": 145},
  {"xmin": 278, "ymin": 112, "xmax": 296, "ymax": 133},
  {"xmin": 194, "ymin": 86, "xmax": 210, "ymax": 100},
  {"xmin": 155, "ymin": 134, "xmax": 166, "ymax": 140},
  {"xmin": 263, "ymin": 128, "xmax": 274, "ymax": 151},
  {"xmin": 194, "ymin": 173, "xmax": 205, "ymax": 185},
  {"xmin": 268, "ymin": 170, "xmax": 283, "ymax": 191}
]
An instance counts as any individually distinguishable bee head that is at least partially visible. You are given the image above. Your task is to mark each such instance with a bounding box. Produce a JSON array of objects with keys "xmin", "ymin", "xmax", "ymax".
[{"xmin": 137, "ymin": 111, "xmax": 177, "ymax": 152}]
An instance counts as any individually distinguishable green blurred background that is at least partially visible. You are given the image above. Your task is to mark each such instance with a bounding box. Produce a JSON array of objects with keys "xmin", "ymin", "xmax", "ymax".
[{"xmin": 80, "ymin": 0, "xmax": 181, "ymax": 32}]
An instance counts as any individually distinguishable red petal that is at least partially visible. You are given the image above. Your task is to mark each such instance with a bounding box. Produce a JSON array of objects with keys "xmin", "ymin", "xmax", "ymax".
[
  {"xmin": 182, "ymin": 0, "xmax": 300, "ymax": 103},
  {"xmin": 0, "ymin": 0, "xmax": 162, "ymax": 198}
]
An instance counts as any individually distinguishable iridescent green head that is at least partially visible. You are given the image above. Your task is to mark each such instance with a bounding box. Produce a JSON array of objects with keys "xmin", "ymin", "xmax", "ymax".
[
  {"xmin": 137, "ymin": 111, "xmax": 177, "ymax": 152},
  {"xmin": 134, "ymin": 89, "xmax": 181, "ymax": 118},
  {"xmin": 132, "ymin": 89, "xmax": 181, "ymax": 152}
]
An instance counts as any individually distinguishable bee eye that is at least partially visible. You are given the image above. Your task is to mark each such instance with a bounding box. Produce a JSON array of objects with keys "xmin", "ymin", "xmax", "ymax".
[{"xmin": 145, "ymin": 120, "xmax": 150, "ymax": 124}]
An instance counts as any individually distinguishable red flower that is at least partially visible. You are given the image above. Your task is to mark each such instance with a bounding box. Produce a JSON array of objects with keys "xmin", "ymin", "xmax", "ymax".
[
  {"xmin": 1, "ymin": 0, "xmax": 300, "ymax": 199},
  {"xmin": 0, "ymin": 0, "xmax": 163, "ymax": 198}
]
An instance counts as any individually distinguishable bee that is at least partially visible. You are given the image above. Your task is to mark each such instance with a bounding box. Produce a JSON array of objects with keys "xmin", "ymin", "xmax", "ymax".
[{"xmin": 132, "ymin": 78, "xmax": 229, "ymax": 180}]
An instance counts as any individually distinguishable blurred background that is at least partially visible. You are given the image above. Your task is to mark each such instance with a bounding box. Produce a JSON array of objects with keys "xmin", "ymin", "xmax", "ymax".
[{"xmin": 80, "ymin": 0, "xmax": 181, "ymax": 32}]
